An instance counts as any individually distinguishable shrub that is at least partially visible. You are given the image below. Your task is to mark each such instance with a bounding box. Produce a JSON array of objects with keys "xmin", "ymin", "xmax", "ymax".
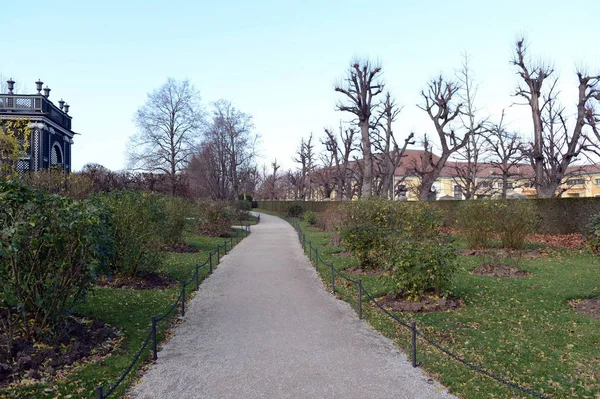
[
  {"xmin": 287, "ymin": 202, "xmax": 304, "ymax": 218},
  {"xmin": 495, "ymin": 200, "xmax": 537, "ymax": 249},
  {"xmin": 457, "ymin": 200, "xmax": 497, "ymax": 248},
  {"xmin": 91, "ymin": 190, "xmax": 166, "ymax": 277},
  {"xmin": 386, "ymin": 236, "xmax": 458, "ymax": 300},
  {"xmin": 585, "ymin": 213, "xmax": 600, "ymax": 253},
  {"xmin": 233, "ymin": 199, "xmax": 252, "ymax": 222},
  {"xmin": 0, "ymin": 180, "xmax": 105, "ymax": 338},
  {"xmin": 20, "ymin": 168, "xmax": 97, "ymax": 200},
  {"xmin": 160, "ymin": 195, "xmax": 194, "ymax": 247},
  {"xmin": 196, "ymin": 200, "xmax": 233, "ymax": 237},
  {"xmin": 303, "ymin": 210, "xmax": 317, "ymax": 225}
]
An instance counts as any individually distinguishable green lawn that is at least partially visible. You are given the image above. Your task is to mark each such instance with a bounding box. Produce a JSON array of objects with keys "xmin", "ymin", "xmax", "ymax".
[
  {"xmin": 2, "ymin": 228, "xmax": 246, "ymax": 399},
  {"xmin": 281, "ymin": 213, "xmax": 600, "ymax": 399}
]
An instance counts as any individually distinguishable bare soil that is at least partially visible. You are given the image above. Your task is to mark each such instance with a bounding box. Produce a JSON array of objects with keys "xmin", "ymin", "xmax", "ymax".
[
  {"xmin": 96, "ymin": 272, "xmax": 177, "ymax": 290},
  {"xmin": 573, "ymin": 297, "xmax": 600, "ymax": 320},
  {"xmin": 0, "ymin": 317, "xmax": 118, "ymax": 387},
  {"xmin": 344, "ymin": 266, "xmax": 384, "ymax": 276},
  {"xmin": 459, "ymin": 248, "xmax": 545, "ymax": 259},
  {"xmin": 166, "ymin": 243, "xmax": 200, "ymax": 253},
  {"xmin": 380, "ymin": 293, "xmax": 464, "ymax": 314},
  {"xmin": 472, "ymin": 264, "xmax": 532, "ymax": 278}
]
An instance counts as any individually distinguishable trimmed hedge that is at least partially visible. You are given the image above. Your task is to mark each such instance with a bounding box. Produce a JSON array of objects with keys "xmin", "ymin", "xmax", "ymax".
[{"xmin": 257, "ymin": 197, "xmax": 600, "ymax": 234}]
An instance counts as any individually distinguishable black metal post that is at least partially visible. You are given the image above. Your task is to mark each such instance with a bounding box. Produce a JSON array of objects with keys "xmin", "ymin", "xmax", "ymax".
[
  {"xmin": 151, "ymin": 315, "xmax": 158, "ymax": 361},
  {"xmin": 358, "ymin": 280, "xmax": 363, "ymax": 319},
  {"xmin": 195, "ymin": 264, "xmax": 200, "ymax": 291},
  {"xmin": 230, "ymin": 236, "xmax": 234, "ymax": 248},
  {"xmin": 315, "ymin": 248, "xmax": 319, "ymax": 269},
  {"xmin": 411, "ymin": 321, "xmax": 417, "ymax": 367},
  {"xmin": 209, "ymin": 253, "xmax": 213, "ymax": 274},
  {"xmin": 181, "ymin": 281, "xmax": 186, "ymax": 317},
  {"xmin": 309, "ymin": 242, "xmax": 312, "ymax": 261},
  {"xmin": 330, "ymin": 263, "xmax": 335, "ymax": 293},
  {"xmin": 96, "ymin": 385, "xmax": 104, "ymax": 399},
  {"xmin": 303, "ymin": 234, "xmax": 306, "ymax": 251},
  {"xmin": 217, "ymin": 245, "xmax": 220, "ymax": 263}
]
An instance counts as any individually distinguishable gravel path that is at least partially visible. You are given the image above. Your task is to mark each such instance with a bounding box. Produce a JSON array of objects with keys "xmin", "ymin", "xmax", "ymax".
[{"xmin": 131, "ymin": 213, "xmax": 457, "ymax": 399}]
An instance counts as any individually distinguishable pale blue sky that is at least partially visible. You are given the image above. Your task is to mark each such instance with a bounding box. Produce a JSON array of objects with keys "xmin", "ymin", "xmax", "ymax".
[{"xmin": 2, "ymin": 1, "xmax": 599, "ymax": 171}]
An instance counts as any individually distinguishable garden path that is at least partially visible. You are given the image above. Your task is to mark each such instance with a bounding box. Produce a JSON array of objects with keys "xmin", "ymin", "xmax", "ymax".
[{"xmin": 131, "ymin": 213, "xmax": 456, "ymax": 399}]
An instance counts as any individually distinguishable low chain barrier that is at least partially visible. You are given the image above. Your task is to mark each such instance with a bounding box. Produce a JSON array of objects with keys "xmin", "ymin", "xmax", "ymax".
[
  {"xmin": 95, "ymin": 218, "xmax": 258, "ymax": 399},
  {"xmin": 288, "ymin": 218, "xmax": 551, "ymax": 399}
]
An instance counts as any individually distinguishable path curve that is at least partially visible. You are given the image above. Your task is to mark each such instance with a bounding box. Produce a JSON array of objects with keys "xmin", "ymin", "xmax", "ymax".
[{"xmin": 131, "ymin": 213, "xmax": 457, "ymax": 399}]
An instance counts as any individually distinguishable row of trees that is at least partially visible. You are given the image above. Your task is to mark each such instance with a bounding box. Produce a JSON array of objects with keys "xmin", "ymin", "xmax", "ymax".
[{"xmin": 282, "ymin": 39, "xmax": 600, "ymax": 200}]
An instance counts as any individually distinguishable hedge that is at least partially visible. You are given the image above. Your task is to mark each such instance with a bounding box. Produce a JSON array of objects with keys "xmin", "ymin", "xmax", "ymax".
[{"xmin": 256, "ymin": 197, "xmax": 600, "ymax": 234}]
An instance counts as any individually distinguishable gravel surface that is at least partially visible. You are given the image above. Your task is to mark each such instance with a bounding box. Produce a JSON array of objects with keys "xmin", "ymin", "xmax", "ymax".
[{"xmin": 130, "ymin": 213, "xmax": 457, "ymax": 399}]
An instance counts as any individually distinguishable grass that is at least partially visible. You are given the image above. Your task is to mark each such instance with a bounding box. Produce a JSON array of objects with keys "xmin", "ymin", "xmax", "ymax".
[
  {"xmin": 273, "ymin": 211, "xmax": 600, "ymax": 399},
  {"xmin": 2, "ymin": 228, "xmax": 247, "ymax": 399}
]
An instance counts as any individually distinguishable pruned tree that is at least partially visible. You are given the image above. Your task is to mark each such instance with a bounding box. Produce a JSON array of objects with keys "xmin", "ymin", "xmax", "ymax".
[
  {"xmin": 512, "ymin": 38, "xmax": 600, "ymax": 198},
  {"xmin": 335, "ymin": 60, "xmax": 384, "ymax": 198},
  {"xmin": 372, "ymin": 92, "xmax": 414, "ymax": 199},
  {"xmin": 411, "ymin": 75, "xmax": 481, "ymax": 200},
  {"xmin": 322, "ymin": 123, "xmax": 358, "ymax": 200},
  {"xmin": 292, "ymin": 133, "xmax": 316, "ymax": 200},
  {"xmin": 128, "ymin": 78, "xmax": 203, "ymax": 195},
  {"xmin": 313, "ymin": 150, "xmax": 336, "ymax": 200},
  {"xmin": 452, "ymin": 55, "xmax": 489, "ymax": 199},
  {"xmin": 484, "ymin": 111, "xmax": 527, "ymax": 199}
]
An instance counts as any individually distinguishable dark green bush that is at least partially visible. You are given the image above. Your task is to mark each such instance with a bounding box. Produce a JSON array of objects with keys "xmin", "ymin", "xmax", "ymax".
[
  {"xmin": 386, "ymin": 235, "xmax": 458, "ymax": 300},
  {"xmin": 197, "ymin": 200, "xmax": 233, "ymax": 237},
  {"xmin": 287, "ymin": 202, "xmax": 304, "ymax": 218},
  {"xmin": 457, "ymin": 201, "xmax": 497, "ymax": 248},
  {"xmin": 585, "ymin": 213, "xmax": 600, "ymax": 253},
  {"xmin": 0, "ymin": 180, "xmax": 105, "ymax": 337},
  {"xmin": 233, "ymin": 199, "xmax": 252, "ymax": 221},
  {"xmin": 91, "ymin": 190, "xmax": 166, "ymax": 277},
  {"xmin": 303, "ymin": 210, "xmax": 317, "ymax": 225},
  {"xmin": 160, "ymin": 195, "xmax": 194, "ymax": 247},
  {"xmin": 495, "ymin": 200, "xmax": 537, "ymax": 249}
]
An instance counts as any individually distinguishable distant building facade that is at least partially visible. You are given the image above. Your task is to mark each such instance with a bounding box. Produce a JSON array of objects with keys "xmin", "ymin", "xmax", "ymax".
[{"xmin": 0, "ymin": 79, "xmax": 75, "ymax": 173}]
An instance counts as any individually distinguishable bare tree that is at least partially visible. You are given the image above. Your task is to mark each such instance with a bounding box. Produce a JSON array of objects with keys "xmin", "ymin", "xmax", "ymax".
[
  {"xmin": 335, "ymin": 60, "xmax": 384, "ymax": 198},
  {"xmin": 452, "ymin": 55, "xmax": 489, "ymax": 199},
  {"xmin": 372, "ymin": 92, "xmax": 414, "ymax": 199},
  {"xmin": 412, "ymin": 75, "xmax": 481, "ymax": 200},
  {"xmin": 485, "ymin": 111, "xmax": 527, "ymax": 199},
  {"xmin": 128, "ymin": 78, "xmax": 203, "ymax": 195},
  {"xmin": 292, "ymin": 133, "xmax": 316, "ymax": 200},
  {"xmin": 512, "ymin": 39, "xmax": 600, "ymax": 198},
  {"xmin": 322, "ymin": 123, "xmax": 358, "ymax": 200}
]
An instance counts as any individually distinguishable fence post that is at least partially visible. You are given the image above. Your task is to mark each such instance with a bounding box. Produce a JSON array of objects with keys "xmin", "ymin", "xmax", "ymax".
[
  {"xmin": 217, "ymin": 245, "xmax": 220, "ymax": 263},
  {"xmin": 195, "ymin": 264, "xmax": 200, "ymax": 291},
  {"xmin": 411, "ymin": 321, "xmax": 417, "ymax": 368},
  {"xmin": 96, "ymin": 385, "xmax": 104, "ymax": 399},
  {"xmin": 315, "ymin": 248, "xmax": 319, "ymax": 269},
  {"xmin": 181, "ymin": 281, "xmax": 186, "ymax": 317},
  {"xmin": 151, "ymin": 315, "xmax": 158, "ymax": 361},
  {"xmin": 303, "ymin": 234, "xmax": 306, "ymax": 251},
  {"xmin": 230, "ymin": 236, "xmax": 234, "ymax": 248},
  {"xmin": 358, "ymin": 280, "xmax": 363, "ymax": 319},
  {"xmin": 330, "ymin": 262, "xmax": 335, "ymax": 293},
  {"xmin": 209, "ymin": 253, "xmax": 213, "ymax": 274},
  {"xmin": 309, "ymin": 241, "xmax": 312, "ymax": 261}
]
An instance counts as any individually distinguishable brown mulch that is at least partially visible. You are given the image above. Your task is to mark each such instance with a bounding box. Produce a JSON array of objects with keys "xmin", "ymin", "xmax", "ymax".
[
  {"xmin": 458, "ymin": 248, "xmax": 546, "ymax": 259},
  {"xmin": 472, "ymin": 264, "xmax": 532, "ymax": 278},
  {"xmin": 343, "ymin": 266, "xmax": 383, "ymax": 276},
  {"xmin": 0, "ymin": 317, "xmax": 119, "ymax": 387},
  {"xmin": 573, "ymin": 297, "xmax": 600, "ymax": 320},
  {"xmin": 526, "ymin": 233, "xmax": 585, "ymax": 250},
  {"xmin": 96, "ymin": 273, "xmax": 177, "ymax": 290},
  {"xmin": 379, "ymin": 293, "xmax": 464, "ymax": 314},
  {"xmin": 165, "ymin": 243, "xmax": 200, "ymax": 253}
]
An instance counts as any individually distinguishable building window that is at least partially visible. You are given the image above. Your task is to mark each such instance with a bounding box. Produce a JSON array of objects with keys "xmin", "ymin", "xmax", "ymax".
[
  {"xmin": 594, "ymin": 178, "xmax": 600, "ymax": 185},
  {"xmin": 454, "ymin": 185, "xmax": 462, "ymax": 200},
  {"xmin": 505, "ymin": 182, "xmax": 514, "ymax": 189},
  {"xmin": 480, "ymin": 181, "xmax": 493, "ymax": 189},
  {"xmin": 566, "ymin": 178, "xmax": 585, "ymax": 185}
]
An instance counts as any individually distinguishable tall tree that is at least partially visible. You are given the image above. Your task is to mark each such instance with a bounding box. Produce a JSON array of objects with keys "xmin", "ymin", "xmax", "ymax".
[
  {"xmin": 412, "ymin": 75, "xmax": 481, "ymax": 200},
  {"xmin": 485, "ymin": 111, "xmax": 527, "ymax": 199},
  {"xmin": 322, "ymin": 124, "xmax": 358, "ymax": 200},
  {"xmin": 335, "ymin": 60, "xmax": 384, "ymax": 198},
  {"xmin": 128, "ymin": 78, "xmax": 203, "ymax": 195},
  {"xmin": 512, "ymin": 39, "xmax": 600, "ymax": 198},
  {"xmin": 452, "ymin": 55, "xmax": 489, "ymax": 199},
  {"xmin": 372, "ymin": 92, "xmax": 414, "ymax": 199},
  {"xmin": 293, "ymin": 133, "xmax": 316, "ymax": 200},
  {"xmin": 188, "ymin": 100, "xmax": 257, "ymax": 200}
]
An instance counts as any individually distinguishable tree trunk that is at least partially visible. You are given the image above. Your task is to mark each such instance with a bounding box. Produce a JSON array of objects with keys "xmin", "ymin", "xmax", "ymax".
[{"xmin": 360, "ymin": 120, "xmax": 372, "ymax": 198}]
